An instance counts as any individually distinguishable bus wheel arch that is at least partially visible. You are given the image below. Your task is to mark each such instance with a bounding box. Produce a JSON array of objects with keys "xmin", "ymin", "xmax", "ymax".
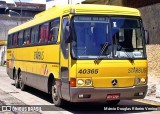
[
  {"xmin": 51, "ymin": 78, "xmax": 65, "ymax": 106},
  {"xmin": 48, "ymin": 73, "xmax": 65, "ymax": 106},
  {"xmin": 13, "ymin": 67, "xmax": 19, "ymax": 88},
  {"xmin": 17, "ymin": 68, "xmax": 21, "ymax": 78},
  {"xmin": 13, "ymin": 67, "xmax": 16, "ymax": 80},
  {"xmin": 18, "ymin": 69, "xmax": 26, "ymax": 91},
  {"xmin": 48, "ymin": 73, "xmax": 55, "ymax": 94}
]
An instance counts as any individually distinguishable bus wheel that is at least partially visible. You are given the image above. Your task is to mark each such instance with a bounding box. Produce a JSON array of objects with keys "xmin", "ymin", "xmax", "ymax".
[
  {"xmin": 107, "ymin": 100, "xmax": 120, "ymax": 106},
  {"xmin": 14, "ymin": 71, "xmax": 19, "ymax": 88},
  {"xmin": 52, "ymin": 81, "xmax": 64, "ymax": 106},
  {"xmin": 19, "ymin": 72, "xmax": 26, "ymax": 91}
]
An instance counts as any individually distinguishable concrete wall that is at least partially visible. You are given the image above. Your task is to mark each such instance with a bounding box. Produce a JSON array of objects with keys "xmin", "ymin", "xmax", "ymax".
[
  {"xmin": 0, "ymin": 45, "xmax": 6, "ymax": 65},
  {"xmin": 109, "ymin": 0, "xmax": 123, "ymax": 6},
  {"xmin": 83, "ymin": 0, "xmax": 124, "ymax": 5},
  {"xmin": 0, "ymin": 15, "xmax": 31, "ymax": 40},
  {"xmin": 0, "ymin": 15, "xmax": 31, "ymax": 65},
  {"xmin": 139, "ymin": 3, "xmax": 160, "ymax": 44}
]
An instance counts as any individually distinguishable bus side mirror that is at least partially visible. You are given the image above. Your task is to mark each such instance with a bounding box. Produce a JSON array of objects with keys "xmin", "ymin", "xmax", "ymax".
[{"xmin": 145, "ymin": 30, "xmax": 149, "ymax": 44}]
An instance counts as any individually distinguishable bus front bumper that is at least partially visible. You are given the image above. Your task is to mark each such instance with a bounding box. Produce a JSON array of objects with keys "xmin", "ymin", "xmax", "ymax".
[{"xmin": 70, "ymin": 85, "xmax": 148, "ymax": 102}]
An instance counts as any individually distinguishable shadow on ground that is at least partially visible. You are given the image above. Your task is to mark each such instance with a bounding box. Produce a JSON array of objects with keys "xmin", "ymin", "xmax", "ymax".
[{"xmin": 10, "ymin": 83, "xmax": 158, "ymax": 113}]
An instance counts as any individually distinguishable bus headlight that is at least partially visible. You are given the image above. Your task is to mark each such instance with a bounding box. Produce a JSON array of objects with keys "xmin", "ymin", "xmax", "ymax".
[
  {"xmin": 135, "ymin": 77, "xmax": 147, "ymax": 85},
  {"xmin": 77, "ymin": 79, "xmax": 84, "ymax": 86},
  {"xmin": 85, "ymin": 79, "xmax": 92, "ymax": 86},
  {"xmin": 77, "ymin": 78, "xmax": 92, "ymax": 86},
  {"xmin": 141, "ymin": 78, "xmax": 146, "ymax": 84}
]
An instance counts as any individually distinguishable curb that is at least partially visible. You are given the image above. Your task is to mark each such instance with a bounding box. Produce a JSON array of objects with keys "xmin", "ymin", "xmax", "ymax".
[{"xmin": 134, "ymin": 99, "xmax": 160, "ymax": 106}]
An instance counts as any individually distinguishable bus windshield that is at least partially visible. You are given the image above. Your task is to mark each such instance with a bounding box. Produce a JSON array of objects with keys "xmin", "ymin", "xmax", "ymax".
[
  {"xmin": 111, "ymin": 17, "xmax": 145, "ymax": 59},
  {"xmin": 71, "ymin": 15, "xmax": 146, "ymax": 59}
]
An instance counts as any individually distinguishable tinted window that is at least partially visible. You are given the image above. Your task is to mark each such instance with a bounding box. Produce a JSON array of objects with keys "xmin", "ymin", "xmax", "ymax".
[
  {"xmin": 39, "ymin": 22, "xmax": 49, "ymax": 43},
  {"xmin": 61, "ymin": 17, "xmax": 69, "ymax": 59},
  {"xmin": 24, "ymin": 29, "xmax": 31, "ymax": 45},
  {"xmin": 111, "ymin": 17, "xmax": 145, "ymax": 59},
  {"xmin": 13, "ymin": 33, "xmax": 18, "ymax": 46},
  {"xmin": 8, "ymin": 35, "xmax": 13, "ymax": 47},
  {"xmin": 18, "ymin": 31, "xmax": 24, "ymax": 46},
  {"xmin": 49, "ymin": 19, "xmax": 60, "ymax": 42},
  {"xmin": 31, "ymin": 26, "xmax": 39, "ymax": 44}
]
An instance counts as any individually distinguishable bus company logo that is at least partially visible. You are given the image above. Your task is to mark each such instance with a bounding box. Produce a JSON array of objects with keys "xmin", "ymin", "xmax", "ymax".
[
  {"xmin": 128, "ymin": 67, "xmax": 147, "ymax": 73},
  {"xmin": 2, "ymin": 106, "xmax": 11, "ymax": 111},
  {"xmin": 34, "ymin": 49, "xmax": 44, "ymax": 60},
  {"xmin": 112, "ymin": 79, "xmax": 118, "ymax": 86}
]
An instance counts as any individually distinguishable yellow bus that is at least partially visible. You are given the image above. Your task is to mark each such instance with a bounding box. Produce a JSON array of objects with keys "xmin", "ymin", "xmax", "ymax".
[{"xmin": 7, "ymin": 4, "xmax": 148, "ymax": 106}]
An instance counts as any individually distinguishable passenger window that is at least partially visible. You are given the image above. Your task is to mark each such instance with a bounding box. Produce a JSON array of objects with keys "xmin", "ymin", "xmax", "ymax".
[
  {"xmin": 13, "ymin": 33, "xmax": 18, "ymax": 46},
  {"xmin": 24, "ymin": 29, "xmax": 31, "ymax": 45},
  {"xmin": 49, "ymin": 19, "xmax": 60, "ymax": 42},
  {"xmin": 31, "ymin": 26, "xmax": 39, "ymax": 44},
  {"xmin": 8, "ymin": 35, "xmax": 13, "ymax": 47},
  {"xmin": 39, "ymin": 22, "xmax": 49, "ymax": 43},
  {"xmin": 18, "ymin": 31, "xmax": 24, "ymax": 46}
]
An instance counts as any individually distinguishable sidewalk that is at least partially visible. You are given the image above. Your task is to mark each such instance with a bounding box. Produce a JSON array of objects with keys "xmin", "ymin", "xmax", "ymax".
[
  {"xmin": 138, "ymin": 45, "xmax": 160, "ymax": 105},
  {"xmin": 0, "ymin": 89, "xmax": 41, "ymax": 114},
  {"xmin": 140, "ymin": 72, "xmax": 160, "ymax": 106}
]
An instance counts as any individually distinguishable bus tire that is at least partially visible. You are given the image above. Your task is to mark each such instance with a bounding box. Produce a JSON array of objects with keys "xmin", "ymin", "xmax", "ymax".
[
  {"xmin": 19, "ymin": 72, "xmax": 26, "ymax": 91},
  {"xmin": 14, "ymin": 71, "xmax": 19, "ymax": 88},
  {"xmin": 107, "ymin": 100, "xmax": 120, "ymax": 106},
  {"xmin": 52, "ymin": 80, "xmax": 64, "ymax": 106}
]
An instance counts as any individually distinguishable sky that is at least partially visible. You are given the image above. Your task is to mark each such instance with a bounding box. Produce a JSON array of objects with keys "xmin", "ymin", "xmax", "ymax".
[
  {"xmin": 2, "ymin": 0, "xmax": 46, "ymax": 4},
  {"xmin": 2, "ymin": 0, "xmax": 85, "ymax": 4},
  {"xmin": 15, "ymin": 0, "xmax": 46, "ymax": 4}
]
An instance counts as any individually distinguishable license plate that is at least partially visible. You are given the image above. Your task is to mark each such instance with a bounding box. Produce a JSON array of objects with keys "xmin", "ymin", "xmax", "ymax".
[{"xmin": 106, "ymin": 94, "xmax": 120, "ymax": 100}]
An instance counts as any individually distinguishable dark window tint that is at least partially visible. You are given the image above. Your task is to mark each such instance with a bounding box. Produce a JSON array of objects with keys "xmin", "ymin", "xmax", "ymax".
[
  {"xmin": 49, "ymin": 19, "xmax": 60, "ymax": 42},
  {"xmin": 31, "ymin": 26, "xmax": 39, "ymax": 44},
  {"xmin": 24, "ymin": 29, "xmax": 31, "ymax": 45},
  {"xmin": 13, "ymin": 33, "xmax": 18, "ymax": 46},
  {"xmin": 61, "ymin": 17, "xmax": 69, "ymax": 59},
  {"xmin": 8, "ymin": 35, "xmax": 13, "ymax": 47},
  {"xmin": 18, "ymin": 31, "xmax": 24, "ymax": 46},
  {"xmin": 39, "ymin": 22, "xmax": 49, "ymax": 43}
]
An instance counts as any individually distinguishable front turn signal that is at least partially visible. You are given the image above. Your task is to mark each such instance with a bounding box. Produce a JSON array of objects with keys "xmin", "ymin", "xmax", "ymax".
[{"xmin": 70, "ymin": 78, "xmax": 76, "ymax": 87}]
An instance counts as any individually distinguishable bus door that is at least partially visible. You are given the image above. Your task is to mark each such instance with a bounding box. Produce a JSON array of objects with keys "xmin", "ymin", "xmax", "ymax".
[{"xmin": 60, "ymin": 16, "xmax": 70, "ymax": 101}]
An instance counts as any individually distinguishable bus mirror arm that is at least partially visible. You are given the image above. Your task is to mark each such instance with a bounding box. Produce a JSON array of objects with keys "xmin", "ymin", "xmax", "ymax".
[{"xmin": 144, "ymin": 30, "xmax": 149, "ymax": 44}]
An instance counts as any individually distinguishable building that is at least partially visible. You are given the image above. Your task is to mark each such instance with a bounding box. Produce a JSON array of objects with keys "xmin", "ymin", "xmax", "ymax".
[
  {"xmin": 83, "ymin": 0, "xmax": 123, "ymax": 5},
  {"xmin": 0, "ymin": 1, "xmax": 45, "ymax": 65},
  {"xmin": 124, "ymin": 0, "xmax": 160, "ymax": 44},
  {"xmin": 0, "ymin": 40, "xmax": 6, "ymax": 65}
]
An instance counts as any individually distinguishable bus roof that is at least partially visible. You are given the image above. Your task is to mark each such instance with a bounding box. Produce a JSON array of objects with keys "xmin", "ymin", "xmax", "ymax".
[{"xmin": 8, "ymin": 4, "xmax": 140, "ymax": 34}]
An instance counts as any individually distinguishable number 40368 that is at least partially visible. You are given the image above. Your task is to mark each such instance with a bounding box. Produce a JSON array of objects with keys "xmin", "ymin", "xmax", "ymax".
[{"xmin": 78, "ymin": 69, "xmax": 99, "ymax": 74}]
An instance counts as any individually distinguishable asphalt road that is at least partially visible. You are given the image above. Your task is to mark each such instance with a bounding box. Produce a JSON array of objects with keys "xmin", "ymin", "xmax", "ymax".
[{"xmin": 0, "ymin": 66, "xmax": 159, "ymax": 114}]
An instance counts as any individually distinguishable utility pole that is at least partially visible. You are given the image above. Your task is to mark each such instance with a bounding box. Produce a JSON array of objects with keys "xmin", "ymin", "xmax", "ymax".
[{"xmin": 18, "ymin": 0, "xmax": 22, "ymax": 17}]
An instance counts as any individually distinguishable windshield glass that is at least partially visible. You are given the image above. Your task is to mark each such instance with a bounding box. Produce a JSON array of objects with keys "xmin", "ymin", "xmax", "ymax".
[
  {"xmin": 111, "ymin": 17, "xmax": 145, "ymax": 59},
  {"xmin": 71, "ymin": 16, "xmax": 146, "ymax": 59},
  {"xmin": 72, "ymin": 16, "xmax": 111, "ymax": 59}
]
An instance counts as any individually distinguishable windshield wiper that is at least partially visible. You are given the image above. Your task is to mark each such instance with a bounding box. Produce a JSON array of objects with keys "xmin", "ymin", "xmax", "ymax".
[
  {"xmin": 118, "ymin": 47, "xmax": 134, "ymax": 60},
  {"xmin": 94, "ymin": 42, "xmax": 109, "ymax": 63},
  {"xmin": 123, "ymin": 51, "xmax": 133, "ymax": 60}
]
